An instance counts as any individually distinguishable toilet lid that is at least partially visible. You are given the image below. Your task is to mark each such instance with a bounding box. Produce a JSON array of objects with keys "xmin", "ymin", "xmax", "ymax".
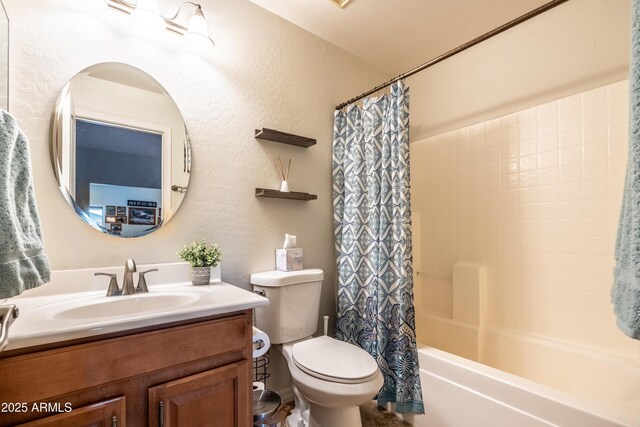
[{"xmin": 292, "ymin": 336, "xmax": 379, "ymax": 384}]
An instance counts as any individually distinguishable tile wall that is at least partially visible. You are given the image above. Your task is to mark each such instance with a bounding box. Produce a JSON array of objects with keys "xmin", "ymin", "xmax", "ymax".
[{"xmin": 411, "ymin": 80, "xmax": 640, "ymax": 359}]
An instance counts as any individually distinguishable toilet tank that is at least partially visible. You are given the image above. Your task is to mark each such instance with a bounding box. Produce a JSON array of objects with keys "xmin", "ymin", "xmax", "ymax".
[{"xmin": 251, "ymin": 269, "xmax": 323, "ymax": 344}]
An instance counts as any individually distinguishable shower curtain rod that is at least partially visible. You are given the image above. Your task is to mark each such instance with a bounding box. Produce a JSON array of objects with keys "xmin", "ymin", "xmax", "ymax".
[{"xmin": 335, "ymin": 0, "xmax": 570, "ymax": 111}]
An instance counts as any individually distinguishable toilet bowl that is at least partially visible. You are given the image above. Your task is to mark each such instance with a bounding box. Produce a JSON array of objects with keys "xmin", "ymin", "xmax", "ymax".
[
  {"xmin": 280, "ymin": 336, "xmax": 383, "ymax": 427},
  {"xmin": 250, "ymin": 269, "xmax": 383, "ymax": 427}
]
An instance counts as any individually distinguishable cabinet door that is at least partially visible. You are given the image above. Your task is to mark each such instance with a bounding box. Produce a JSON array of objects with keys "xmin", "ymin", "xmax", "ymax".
[
  {"xmin": 148, "ymin": 361, "xmax": 250, "ymax": 427},
  {"xmin": 18, "ymin": 396, "xmax": 126, "ymax": 427}
]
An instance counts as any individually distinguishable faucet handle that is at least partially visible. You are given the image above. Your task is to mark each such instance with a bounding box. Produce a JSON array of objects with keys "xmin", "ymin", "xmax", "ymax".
[
  {"xmin": 95, "ymin": 273, "xmax": 121, "ymax": 297},
  {"xmin": 136, "ymin": 269, "xmax": 158, "ymax": 293}
]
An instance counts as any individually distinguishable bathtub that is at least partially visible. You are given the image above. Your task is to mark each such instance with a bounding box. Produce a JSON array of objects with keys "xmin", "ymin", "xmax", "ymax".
[{"xmin": 407, "ymin": 315, "xmax": 640, "ymax": 427}]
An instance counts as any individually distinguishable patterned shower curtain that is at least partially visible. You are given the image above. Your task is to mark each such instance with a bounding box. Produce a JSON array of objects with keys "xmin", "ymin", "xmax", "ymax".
[{"xmin": 332, "ymin": 80, "xmax": 424, "ymax": 414}]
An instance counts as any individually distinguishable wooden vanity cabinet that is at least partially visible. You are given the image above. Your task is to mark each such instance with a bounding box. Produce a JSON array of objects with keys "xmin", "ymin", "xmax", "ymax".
[
  {"xmin": 148, "ymin": 362, "xmax": 248, "ymax": 427},
  {"xmin": 18, "ymin": 396, "xmax": 126, "ymax": 426},
  {"xmin": 0, "ymin": 311, "xmax": 253, "ymax": 427}
]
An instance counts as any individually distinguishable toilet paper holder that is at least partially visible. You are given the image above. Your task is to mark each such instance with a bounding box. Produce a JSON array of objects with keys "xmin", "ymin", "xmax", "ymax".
[
  {"xmin": 253, "ymin": 326, "xmax": 271, "ymax": 387},
  {"xmin": 252, "ymin": 326, "xmax": 270, "ymax": 358}
]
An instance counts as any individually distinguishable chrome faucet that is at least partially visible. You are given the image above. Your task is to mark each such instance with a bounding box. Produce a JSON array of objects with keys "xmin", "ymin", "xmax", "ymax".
[
  {"xmin": 96, "ymin": 259, "xmax": 157, "ymax": 297},
  {"xmin": 122, "ymin": 258, "xmax": 137, "ymax": 296}
]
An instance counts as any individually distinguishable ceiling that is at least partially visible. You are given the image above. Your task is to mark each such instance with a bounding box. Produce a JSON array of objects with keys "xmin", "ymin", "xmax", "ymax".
[{"xmin": 249, "ymin": 0, "xmax": 552, "ymax": 76}]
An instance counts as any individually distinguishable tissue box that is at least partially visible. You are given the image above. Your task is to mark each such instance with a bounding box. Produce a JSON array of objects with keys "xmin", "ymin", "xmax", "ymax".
[{"xmin": 276, "ymin": 248, "xmax": 303, "ymax": 271}]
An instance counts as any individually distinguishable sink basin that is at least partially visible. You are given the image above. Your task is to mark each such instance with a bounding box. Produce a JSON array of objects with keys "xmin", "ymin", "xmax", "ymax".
[{"xmin": 53, "ymin": 293, "xmax": 200, "ymax": 320}]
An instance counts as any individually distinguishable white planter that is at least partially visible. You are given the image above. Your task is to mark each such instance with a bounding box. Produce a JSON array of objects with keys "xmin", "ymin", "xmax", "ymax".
[{"xmin": 190, "ymin": 266, "xmax": 211, "ymax": 286}]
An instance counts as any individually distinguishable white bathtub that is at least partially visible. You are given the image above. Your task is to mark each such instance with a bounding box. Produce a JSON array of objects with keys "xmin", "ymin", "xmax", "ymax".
[{"xmin": 408, "ymin": 316, "xmax": 640, "ymax": 427}]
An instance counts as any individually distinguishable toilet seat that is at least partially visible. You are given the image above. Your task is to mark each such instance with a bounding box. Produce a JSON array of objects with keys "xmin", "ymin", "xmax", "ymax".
[{"xmin": 292, "ymin": 336, "xmax": 379, "ymax": 384}]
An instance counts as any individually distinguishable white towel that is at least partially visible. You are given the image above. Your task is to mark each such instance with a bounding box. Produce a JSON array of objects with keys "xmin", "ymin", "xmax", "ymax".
[{"xmin": 0, "ymin": 110, "xmax": 50, "ymax": 298}]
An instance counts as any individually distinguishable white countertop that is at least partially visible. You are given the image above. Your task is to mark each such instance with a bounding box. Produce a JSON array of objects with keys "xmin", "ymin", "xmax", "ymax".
[{"xmin": 1, "ymin": 263, "xmax": 268, "ymax": 351}]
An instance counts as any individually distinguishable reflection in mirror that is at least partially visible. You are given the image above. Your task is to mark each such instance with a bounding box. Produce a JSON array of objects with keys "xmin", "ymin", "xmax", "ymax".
[
  {"xmin": 51, "ymin": 63, "xmax": 191, "ymax": 237},
  {"xmin": 0, "ymin": 1, "xmax": 8, "ymax": 110}
]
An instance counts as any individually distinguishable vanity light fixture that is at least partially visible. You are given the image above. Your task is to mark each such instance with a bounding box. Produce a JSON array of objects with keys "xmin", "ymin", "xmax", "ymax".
[{"xmin": 105, "ymin": 0, "xmax": 214, "ymax": 45}]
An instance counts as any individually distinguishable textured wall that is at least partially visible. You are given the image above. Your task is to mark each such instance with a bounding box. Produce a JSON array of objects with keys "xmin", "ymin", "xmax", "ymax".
[
  {"xmin": 5, "ymin": 0, "xmax": 385, "ymax": 290},
  {"xmin": 412, "ymin": 80, "xmax": 640, "ymax": 361}
]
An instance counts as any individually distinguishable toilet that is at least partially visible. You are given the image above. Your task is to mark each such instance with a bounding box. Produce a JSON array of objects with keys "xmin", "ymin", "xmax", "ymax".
[{"xmin": 251, "ymin": 269, "xmax": 383, "ymax": 427}]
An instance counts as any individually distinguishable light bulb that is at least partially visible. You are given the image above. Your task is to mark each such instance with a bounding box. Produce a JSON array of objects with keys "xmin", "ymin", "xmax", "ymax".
[
  {"xmin": 131, "ymin": 0, "xmax": 165, "ymax": 32},
  {"xmin": 185, "ymin": 6, "xmax": 212, "ymax": 44},
  {"xmin": 136, "ymin": 0, "xmax": 160, "ymax": 13}
]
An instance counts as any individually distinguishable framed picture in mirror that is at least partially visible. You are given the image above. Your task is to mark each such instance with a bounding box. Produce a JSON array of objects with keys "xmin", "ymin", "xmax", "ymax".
[{"xmin": 128, "ymin": 207, "xmax": 156, "ymax": 225}]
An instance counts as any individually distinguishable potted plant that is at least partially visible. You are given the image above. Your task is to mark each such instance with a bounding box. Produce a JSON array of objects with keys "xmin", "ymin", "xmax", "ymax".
[{"xmin": 178, "ymin": 238, "xmax": 223, "ymax": 285}]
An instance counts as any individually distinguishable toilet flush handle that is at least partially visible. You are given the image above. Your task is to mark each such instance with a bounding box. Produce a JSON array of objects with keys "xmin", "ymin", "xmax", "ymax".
[{"xmin": 254, "ymin": 288, "xmax": 266, "ymax": 297}]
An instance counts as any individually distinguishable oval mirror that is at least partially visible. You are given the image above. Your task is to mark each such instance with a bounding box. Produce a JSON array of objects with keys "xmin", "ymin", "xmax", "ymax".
[{"xmin": 51, "ymin": 63, "xmax": 191, "ymax": 237}]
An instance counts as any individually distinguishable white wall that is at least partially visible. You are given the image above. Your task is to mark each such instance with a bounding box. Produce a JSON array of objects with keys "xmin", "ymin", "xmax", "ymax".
[
  {"xmin": 5, "ymin": 0, "xmax": 386, "ymax": 396},
  {"xmin": 410, "ymin": 0, "xmax": 631, "ymax": 140}
]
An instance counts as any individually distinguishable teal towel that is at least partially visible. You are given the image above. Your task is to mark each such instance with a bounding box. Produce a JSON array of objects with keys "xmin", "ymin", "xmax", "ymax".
[
  {"xmin": 0, "ymin": 110, "xmax": 50, "ymax": 298},
  {"xmin": 612, "ymin": 0, "xmax": 640, "ymax": 340}
]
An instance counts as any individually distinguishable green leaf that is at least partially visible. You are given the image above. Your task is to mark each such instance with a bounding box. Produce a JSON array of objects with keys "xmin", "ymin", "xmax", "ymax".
[{"xmin": 177, "ymin": 238, "xmax": 223, "ymax": 267}]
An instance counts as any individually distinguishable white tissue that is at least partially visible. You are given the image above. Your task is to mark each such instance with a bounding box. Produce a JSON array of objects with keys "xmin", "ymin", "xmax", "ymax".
[
  {"xmin": 283, "ymin": 234, "xmax": 297, "ymax": 249},
  {"xmin": 252, "ymin": 326, "xmax": 270, "ymax": 358}
]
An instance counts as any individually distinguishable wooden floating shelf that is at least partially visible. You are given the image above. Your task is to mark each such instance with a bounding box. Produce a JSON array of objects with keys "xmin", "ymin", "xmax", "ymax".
[
  {"xmin": 255, "ymin": 128, "xmax": 316, "ymax": 148},
  {"xmin": 255, "ymin": 188, "xmax": 317, "ymax": 201}
]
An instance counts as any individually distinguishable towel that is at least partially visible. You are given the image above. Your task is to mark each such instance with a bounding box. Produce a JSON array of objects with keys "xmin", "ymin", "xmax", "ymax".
[
  {"xmin": 612, "ymin": 1, "xmax": 640, "ymax": 340},
  {"xmin": 0, "ymin": 110, "xmax": 50, "ymax": 298}
]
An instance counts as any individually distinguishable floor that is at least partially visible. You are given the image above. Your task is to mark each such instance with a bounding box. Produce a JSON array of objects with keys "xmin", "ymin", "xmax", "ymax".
[
  {"xmin": 360, "ymin": 402, "xmax": 413, "ymax": 427},
  {"xmin": 269, "ymin": 401, "xmax": 413, "ymax": 427}
]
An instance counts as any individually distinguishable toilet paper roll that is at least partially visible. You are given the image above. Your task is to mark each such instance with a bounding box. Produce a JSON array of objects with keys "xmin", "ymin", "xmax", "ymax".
[{"xmin": 252, "ymin": 326, "xmax": 270, "ymax": 358}]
